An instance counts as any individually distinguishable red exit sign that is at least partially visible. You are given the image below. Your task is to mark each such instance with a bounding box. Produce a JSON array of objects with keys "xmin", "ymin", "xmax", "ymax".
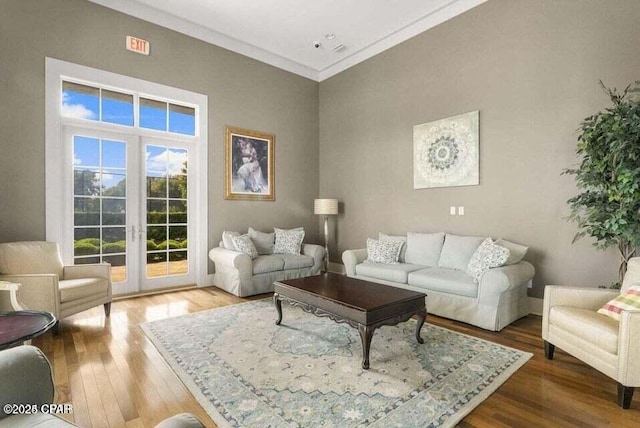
[{"xmin": 126, "ymin": 36, "xmax": 150, "ymax": 55}]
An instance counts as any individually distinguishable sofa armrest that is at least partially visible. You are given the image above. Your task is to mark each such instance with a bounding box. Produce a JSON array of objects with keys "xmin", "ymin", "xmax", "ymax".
[
  {"xmin": 208, "ymin": 247, "xmax": 252, "ymax": 279},
  {"xmin": 0, "ymin": 345, "xmax": 55, "ymax": 419},
  {"xmin": 63, "ymin": 263, "xmax": 111, "ymax": 280},
  {"xmin": 0, "ymin": 274, "xmax": 59, "ymax": 315},
  {"xmin": 541, "ymin": 285, "xmax": 619, "ymax": 340},
  {"xmin": 342, "ymin": 249, "xmax": 367, "ymax": 276},
  {"xmin": 479, "ymin": 261, "xmax": 535, "ymax": 294},
  {"xmin": 618, "ymin": 310, "xmax": 640, "ymax": 386},
  {"xmin": 303, "ymin": 244, "xmax": 324, "ymax": 271}
]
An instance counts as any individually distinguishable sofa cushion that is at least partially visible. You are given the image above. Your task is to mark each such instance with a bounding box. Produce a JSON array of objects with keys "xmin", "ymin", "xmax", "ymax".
[
  {"xmin": 379, "ymin": 233, "xmax": 407, "ymax": 263},
  {"xmin": 404, "ymin": 232, "xmax": 445, "ymax": 267},
  {"xmin": 252, "ymin": 255, "xmax": 285, "ymax": 274},
  {"xmin": 438, "ymin": 234, "xmax": 485, "ymax": 271},
  {"xmin": 495, "ymin": 238, "xmax": 528, "ymax": 265},
  {"xmin": 221, "ymin": 231, "xmax": 240, "ymax": 250},
  {"xmin": 59, "ymin": 278, "xmax": 109, "ymax": 303},
  {"xmin": 277, "ymin": 254, "xmax": 314, "ymax": 270},
  {"xmin": 356, "ymin": 263, "xmax": 424, "ymax": 284},
  {"xmin": 550, "ymin": 306, "xmax": 618, "ymax": 354},
  {"xmin": 408, "ymin": 268, "xmax": 478, "ymax": 298},
  {"xmin": 248, "ymin": 227, "xmax": 275, "ymax": 255},
  {"xmin": 366, "ymin": 238, "xmax": 402, "ymax": 264}
]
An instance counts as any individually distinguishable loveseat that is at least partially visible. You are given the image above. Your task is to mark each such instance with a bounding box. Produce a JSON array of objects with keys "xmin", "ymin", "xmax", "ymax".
[
  {"xmin": 209, "ymin": 227, "xmax": 324, "ymax": 297},
  {"xmin": 342, "ymin": 232, "xmax": 535, "ymax": 331}
]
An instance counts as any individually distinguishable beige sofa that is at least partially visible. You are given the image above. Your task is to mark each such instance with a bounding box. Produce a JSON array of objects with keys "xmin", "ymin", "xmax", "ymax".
[
  {"xmin": 342, "ymin": 233, "xmax": 535, "ymax": 331},
  {"xmin": 209, "ymin": 242, "xmax": 324, "ymax": 297},
  {"xmin": 542, "ymin": 258, "xmax": 640, "ymax": 408}
]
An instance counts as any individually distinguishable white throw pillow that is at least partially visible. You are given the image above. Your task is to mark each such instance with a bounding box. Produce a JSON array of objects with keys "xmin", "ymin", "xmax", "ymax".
[
  {"xmin": 231, "ymin": 235, "xmax": 259, "ymax": 259},
  {"xmin": 467, "ymin": 238, "xmax": 509, "ymax": 282},
  {"xmin": 366, "ymin": 238, "xmax": 403, "ymax": 264},
  {"xmin": 248, "ymin": 227, "xmax": 275, "ymax": 255},
  {"xmin": 222, "ymin": 230, "xmax": 240, "ymax": 251},
  {"xmin": 273, "ymin": 227, "xmax": 305, "ymax": 255},
  {"xmin": 379, "ymin": 233, "xmax": 407, "ymax": 263},
  {"xmin": 495, "ymin": 238, "xmax": 528, "ymax": 265},
  {"xmin": 438, "ymin": 234, "xmax": 486, "ymax": 271}
]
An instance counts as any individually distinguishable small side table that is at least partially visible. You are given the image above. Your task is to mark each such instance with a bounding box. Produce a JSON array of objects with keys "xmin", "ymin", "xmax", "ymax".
[
  {"xmin": 0, "ymin": 311, "xmax": 57, "ymax": 351},
  {"xmin": 0, "ymin": 281, "xmax": 25, "ymax": 310}
]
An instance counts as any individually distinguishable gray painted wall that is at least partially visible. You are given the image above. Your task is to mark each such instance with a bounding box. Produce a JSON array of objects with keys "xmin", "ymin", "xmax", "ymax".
[
  {"xmin": 319, "ymin": 0, "xmax": 640, "ymax": 298},
  {"xmin": 0, "ymin": 0, "xmax": 320, "ymax": 273}
]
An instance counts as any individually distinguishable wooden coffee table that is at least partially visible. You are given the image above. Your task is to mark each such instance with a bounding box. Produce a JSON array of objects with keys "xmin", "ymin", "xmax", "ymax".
[
  {"xmin": 273, "ymin": 273, "xmax": 427, "ymax": 369},
  {"xmin": 0, "ymin": 310, "xmax": 57, "ymax": 351}
]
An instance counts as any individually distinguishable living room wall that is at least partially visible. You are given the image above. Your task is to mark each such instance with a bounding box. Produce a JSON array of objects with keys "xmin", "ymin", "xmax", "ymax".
[
  {"xmin": 0, "ymin": 0, "xmax": 320, "ymax": 274},
  {"xmin": 319, "ymin": 0, "xmax": 640, "ymax": 298}
]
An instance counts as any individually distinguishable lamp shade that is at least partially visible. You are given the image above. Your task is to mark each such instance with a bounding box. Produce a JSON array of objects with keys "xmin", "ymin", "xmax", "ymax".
[{"xmin": 314, "ymin": 199, "xmax": 338, "ymax": 215}]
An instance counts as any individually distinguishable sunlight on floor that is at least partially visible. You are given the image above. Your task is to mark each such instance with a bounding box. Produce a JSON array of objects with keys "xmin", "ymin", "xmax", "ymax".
[{"xmin": 145, "ymin": 301, "xmax": 189, "ymax": 321}]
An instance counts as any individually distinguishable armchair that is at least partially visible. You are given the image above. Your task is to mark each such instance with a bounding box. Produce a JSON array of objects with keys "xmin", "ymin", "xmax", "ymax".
[
  {"xmin": 542, "ymin": 257, "xmax": 640, "ymax": 408},
  {"xmin": 0, "ymin": 242, "xmax": 112, "ymax": 331},
  {"xmin": 0, "ymin": 345, "xmax": 205, "ymax": 427}
]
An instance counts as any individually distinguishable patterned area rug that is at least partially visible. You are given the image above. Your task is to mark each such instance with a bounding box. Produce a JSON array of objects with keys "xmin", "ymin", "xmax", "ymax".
[{"xmin": 141, "ymin": 299, "xmax": 531, "ymax": 428}]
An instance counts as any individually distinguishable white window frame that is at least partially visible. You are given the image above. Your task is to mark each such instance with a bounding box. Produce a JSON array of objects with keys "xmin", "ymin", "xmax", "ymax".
[{"xmin": 45, "ymin": 57, "xmax": 209, "ymax": 289}]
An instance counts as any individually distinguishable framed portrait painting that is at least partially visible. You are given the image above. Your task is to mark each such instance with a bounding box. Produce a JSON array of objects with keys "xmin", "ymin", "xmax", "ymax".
[{"xmin": 224, "ymin": 126, "xmax": 275, "ymax": 201}]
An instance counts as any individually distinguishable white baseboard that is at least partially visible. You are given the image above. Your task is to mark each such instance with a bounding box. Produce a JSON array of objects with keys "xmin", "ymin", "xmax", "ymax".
[
  {"xmin": 528, "ymin": 297, "xmax": 543, "ymax": 316},
  {"xmin": 328, "ymin": 262, "xmax": 345, "ymax": 274}
]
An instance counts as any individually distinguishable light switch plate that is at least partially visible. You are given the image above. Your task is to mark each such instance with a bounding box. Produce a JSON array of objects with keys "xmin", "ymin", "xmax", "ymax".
[
  {"xmin": 458, "ymin": 206, "xmax": 465, "ymax": 216},
  {"xmin": 450, "ymin": 206, "xmax": 456, "ymax": 215}
]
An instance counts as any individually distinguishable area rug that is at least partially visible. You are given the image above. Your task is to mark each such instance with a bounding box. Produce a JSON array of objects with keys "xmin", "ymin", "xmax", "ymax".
[{"xmin": 141, "ymin": 299, "xmax": 532, "ymax": 428}]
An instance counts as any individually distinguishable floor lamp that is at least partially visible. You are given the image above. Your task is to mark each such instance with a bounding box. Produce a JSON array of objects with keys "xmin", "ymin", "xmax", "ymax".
[{"xmin": 314, "ymin": 199, "xmax": 338, "ymax": 273}]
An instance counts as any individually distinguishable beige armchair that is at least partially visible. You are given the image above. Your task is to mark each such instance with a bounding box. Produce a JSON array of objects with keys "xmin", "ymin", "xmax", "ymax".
[
  {"xmin": 0, "ymin": 241, "xmax": 112, "ymax": 332},
  {"xmin": 542, "ymin": 257, "xmax": 640, "ymax": 408}
]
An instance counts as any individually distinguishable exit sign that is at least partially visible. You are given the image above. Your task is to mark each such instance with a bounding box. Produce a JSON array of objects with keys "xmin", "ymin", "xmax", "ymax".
[{"xmin": 126, "ymin": 36, "xmax": 150, "ymax": 55}]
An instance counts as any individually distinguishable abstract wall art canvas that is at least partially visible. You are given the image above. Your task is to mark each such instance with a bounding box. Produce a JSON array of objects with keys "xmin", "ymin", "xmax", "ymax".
[{"xmin": 413, "ymin": 111, "xmax": 479, "ymax": 189}]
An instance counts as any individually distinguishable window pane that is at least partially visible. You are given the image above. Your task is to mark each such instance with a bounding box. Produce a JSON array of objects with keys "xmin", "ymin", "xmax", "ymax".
[
  {"xmin": 101, "ymin": 169, "xmax": 126, "ymax": 197},
  {"xmin": 168, "ymin": 175, "xmax": 187, "ymax": 198},
  {"xmin": 102, "ymin": 140, "xmax": 126, "ymax": 169},
  {"xmin": 146, "ymin": 145, "xmax": 167, "ymax": 172},
  {"xmin": 147, "ymin": 200, "xmax": 167, "ymax": 224},
  {"xmin": 62, "ymin": 81, "xmax": 99, "ymax": 121},
  {"xmin": 102, "ymin": 89, "xmax": 134, "ymax": 126},
  {"xmin": 74, "ymin": 136, "xmax": 100, "ymax": 167},
  {"xmin": 74, "ymin": 197, "xmax": 100, "ymax": 226},
  {"xmin": 147, "ymin": 176, "xmax": 166, "ymax": 198},
  {"xmin": 169, "ymin": 251, "xmax": 188, "ymax": 275},
  {"xmin": 140, "ymin": 98, "xmax": 167, "ymax": 131},
  {"xmin": 103, "ymin": 254, "xmax": 126, "ymax": 283},
  {"xmin": 74, "ymin": 168, "xmax": 100, "ymax": 196},
  {"xmin": 75, "ymin": 256, "xmax": 100, "ymax": 265},
  {"xmin": 168, "ymin": 148, "xmax": 187, "ymax": 174},
  {"xmin": 169, "ymin": 226, "xmax": 187, "ymax": 243},
  {"xmin": 102, "ymin": 199, "xmax": 126, "ymax": 225},
  {"xmin": 74, "ymin": 228, "xmax": 101, "ymax": 256},
  {"xmin": 169, "ymin": 104, "xmax": 195, "ymax": 135},
  {"xmin": 147, "ymin": 226, "xmax": 167, "ymax": 248},
  {"xmin": 168, "ymin": 200, "xmax": 187, "ymax": 224},
  {"xmin": 147, "ymin": 252, "xmax": 167, "ymax": 278}
]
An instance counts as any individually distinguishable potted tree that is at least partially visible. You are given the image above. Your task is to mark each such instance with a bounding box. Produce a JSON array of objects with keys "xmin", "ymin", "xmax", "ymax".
[{"xmin": 565, "ymin": 81, "xmax": 640, "ymax": 284}]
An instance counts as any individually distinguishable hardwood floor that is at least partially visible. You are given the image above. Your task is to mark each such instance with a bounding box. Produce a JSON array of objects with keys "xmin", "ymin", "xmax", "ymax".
[{"xmin": 30, "ymin": 287, "xmax": 639, "ymax": 428}]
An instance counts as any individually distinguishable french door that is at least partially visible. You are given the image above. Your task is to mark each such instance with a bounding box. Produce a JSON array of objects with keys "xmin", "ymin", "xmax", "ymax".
[{"xmin": 66, "ymin": 126, "xmax": 195, "ymax": 294}]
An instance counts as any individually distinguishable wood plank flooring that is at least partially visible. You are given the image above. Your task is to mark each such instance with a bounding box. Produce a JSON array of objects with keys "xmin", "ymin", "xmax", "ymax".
[{"xmin": 29, "ymin": 286, "xmax": 639, "ymax": 427}]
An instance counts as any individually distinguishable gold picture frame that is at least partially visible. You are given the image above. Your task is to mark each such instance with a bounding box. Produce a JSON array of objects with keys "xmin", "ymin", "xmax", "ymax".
[{"xmin": 224, "ymin": 126, "xmax": 275, "ymax": 201}]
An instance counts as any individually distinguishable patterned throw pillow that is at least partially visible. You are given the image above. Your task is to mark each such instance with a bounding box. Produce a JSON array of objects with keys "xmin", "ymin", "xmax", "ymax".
[
  {"xmin": 231, "ymin": 235, "xmax": 259, "ymax": 259},
  {"xmin": 597, "ymin": 285, "xmax": 640, "ymax": 321},
  {"xmin": 466, "ymin": 238, "xmax": 509, "ymax": 282},
  {"xmin": 366, "ymin": 238, "xmax": 403, "ymax": 264},
  {"xmin": 273, "ymin": 227, "xmax": 305, "ymax": 255}
]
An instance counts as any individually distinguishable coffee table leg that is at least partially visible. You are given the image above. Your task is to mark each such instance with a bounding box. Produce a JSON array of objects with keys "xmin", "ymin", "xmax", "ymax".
[
  {"xmin": 358, "ymin": 324, "xmax": 374, "ymax": 370},
  {"xmin": 415, "ymin": 308, "xmax": 426, "ymax": 344},
  {"xmin": 274, "ymin": 293, "xmax": 283, "ymax": 325}
]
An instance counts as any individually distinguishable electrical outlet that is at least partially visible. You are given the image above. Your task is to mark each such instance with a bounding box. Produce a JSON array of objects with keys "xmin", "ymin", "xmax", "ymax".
[
  {"xmin": 458, "ymin": 206, "xmax": 465, "ymax": 216},
  {"xmin": 450, "ymin": 206, "xmax": 456, "ymax": 215}
]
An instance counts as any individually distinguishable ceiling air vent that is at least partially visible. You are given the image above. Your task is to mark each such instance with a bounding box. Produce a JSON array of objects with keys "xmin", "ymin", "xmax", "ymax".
[{"xmin": 333, "ymin": 44, "xmax": 346, "ymax": 53}]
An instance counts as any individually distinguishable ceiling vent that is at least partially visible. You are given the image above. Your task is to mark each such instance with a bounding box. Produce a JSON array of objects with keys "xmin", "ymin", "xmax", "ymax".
[{"xmin": 333, "ymin": 44, "xmax": 347, "ymax": 53}]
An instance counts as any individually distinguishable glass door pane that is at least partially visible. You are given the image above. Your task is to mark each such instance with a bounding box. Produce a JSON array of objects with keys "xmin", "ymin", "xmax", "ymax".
[
  {"xmin": 145, "ymin": 145, "xmax": 189, "ymax": 283},
  {"xmin": 73, "ymin": 135, "xmax": 128, "ymax": 283}
]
